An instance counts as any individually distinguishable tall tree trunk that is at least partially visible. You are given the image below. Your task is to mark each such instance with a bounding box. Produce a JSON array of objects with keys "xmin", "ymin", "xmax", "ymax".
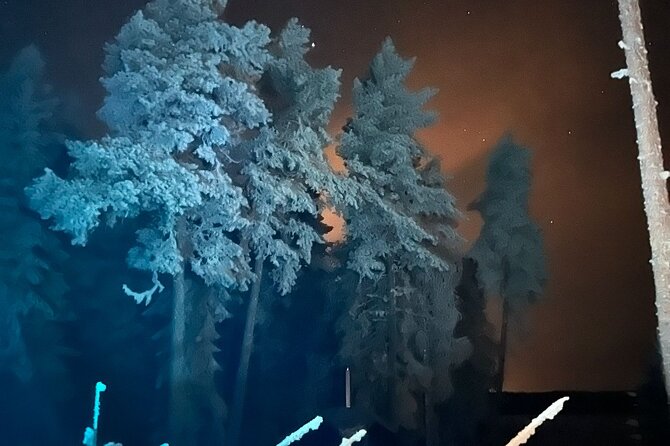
[
  {"xmin": 616, "ymin": 0, "xmax": 670, "ymax": 398},
  {"xmin": 169, "ymin": 267, "xmax": 192, "ymax": 444},
  {"xmin": 424, "ymin": 349, "xmax": 439, "ymax": 446},
  {"xmin": 422, "ymin": 270, "xmax": 438, "ymax": 446},
  {"xmin": 169, "ymin": 271, "xmax": 227, "ymax": 444},
  {"xmin": 228, "ymin": 255, "xmax": 264, "ymax": 446},
  {"xmin": 386, "ymin": 259, "xmax": 400, "ymax": 428},
  {"xmin": 496, "ymin": 298, "xmax": 509, "ymax": 395}
]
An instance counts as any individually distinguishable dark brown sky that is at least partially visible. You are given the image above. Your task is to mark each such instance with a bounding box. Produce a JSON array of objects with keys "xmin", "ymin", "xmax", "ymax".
[{"xmin": 2, "ymin": 0, "xmax": 669, "ymax": 391}]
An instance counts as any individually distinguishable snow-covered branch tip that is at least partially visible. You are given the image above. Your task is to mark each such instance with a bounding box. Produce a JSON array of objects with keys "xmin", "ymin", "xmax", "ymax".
[
  {"xmin": 122, "ymin": 271, "xmax": 165, "ymax": 305},
  {"xmin": 276, "ymin": 416, "xmax": 323, "ymax": 446},
  {"xmin": 611, "ymin": 68, "xmax": 629, "ymax": 79},
  {"xmin": 504, "ymin": 396, "xmax": 569, "ymax": 446},
  {"xmin": 618, "ymin": 40, "xmax": 630, "ymax": 50},
  {"xmin": 275, "ymin": 416, "xmax": 367, "ymax": 446},
  {"xmin": 339, "ymin": 429, "xmax": 367, "ymax": 446}
]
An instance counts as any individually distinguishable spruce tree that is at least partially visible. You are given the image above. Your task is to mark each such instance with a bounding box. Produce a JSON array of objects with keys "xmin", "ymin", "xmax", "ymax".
[
  {"xmin": 337, "ymin": 38, "xmax": 462, "ymax": 435},
  {"xmin": 469, "ymin": 135, "xmax": 547, "ymax": 394}
]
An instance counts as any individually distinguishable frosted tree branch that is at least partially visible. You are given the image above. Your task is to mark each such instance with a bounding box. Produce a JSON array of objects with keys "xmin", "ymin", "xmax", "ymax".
[
  {"xmin": 122, "ymin": 271, "xmax": 165, "ymax": 305},
  {"xmin": 276, "ymin": 416, "xmax": 323, "ymax": 446},
  {"xmin": 610, "ymin": 68, "xmax": 629, "ymax": 79}
]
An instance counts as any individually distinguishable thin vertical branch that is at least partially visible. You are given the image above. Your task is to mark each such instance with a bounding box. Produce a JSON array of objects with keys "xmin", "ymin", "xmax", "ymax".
[{"xmin": 614, "ymin": 0, "xmax": 670, "ymax": 398}]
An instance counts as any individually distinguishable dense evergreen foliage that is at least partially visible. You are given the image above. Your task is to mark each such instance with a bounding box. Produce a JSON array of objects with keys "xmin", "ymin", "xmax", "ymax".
[
  {"xmin": 0, "ymin": 46, "xmax": 75, "ymax": 443},
  {"xmin": 0, "ymin": 45, "xmax": 67, "ymax": 384},
  {"xmin": 0, "ymin": 1, "xmax": 550, "ymax": 445},
  {"xmin": 468, "ymin": 135, "xmax": 547, "ymax": 395},
  {"xmin": 335, "ymin": 39, "xmax": 466, "ymax": 444},
  {"xmin": 469, "ymin": 135, "xmax": 547, "ymax": 314}
]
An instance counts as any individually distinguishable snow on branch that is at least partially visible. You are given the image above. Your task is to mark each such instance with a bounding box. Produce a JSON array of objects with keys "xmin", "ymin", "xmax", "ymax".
[
  {"xmin": 276, "ymin": 416, "xmax": 323, "ymax": 446},
  {"xmin": 339, "ymin": 429, "xmax": 367, "ymax": 446},
  {"xmin": 611, "ymin": 68, "xmax": 629, "ymax": 79},
  {"xmin": 504, "ymin": 396, "xmax": 569, "ymax": 446}
]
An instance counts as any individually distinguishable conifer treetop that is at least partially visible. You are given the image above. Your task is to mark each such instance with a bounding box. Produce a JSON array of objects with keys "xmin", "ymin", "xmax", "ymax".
[
  {"xmin": 469, "ymin": 135, "xmax": 547, "ymax": 310},
  {"xmin": 339, "ymin": 38, "xmax": 460, "ymax": 280},
  {"xmin": 240, "ymin": 18, "xmax": 352, "ymax": 294}
]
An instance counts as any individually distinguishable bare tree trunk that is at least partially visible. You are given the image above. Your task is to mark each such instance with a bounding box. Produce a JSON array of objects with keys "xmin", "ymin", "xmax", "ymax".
[
  {"xmin": 169, "ymin": 267, "xmax": 192, "ymax": 444},
  {"xmin": 386, "ymin": 259, "xmax": 400, "ymax": 428},
  {"xmin": 228, "ymin": 256, "xmax": 264, "ymax": 446},
  {"xmin": 616, "ymin": 0, "xmax": 670, "ymax": 398}
]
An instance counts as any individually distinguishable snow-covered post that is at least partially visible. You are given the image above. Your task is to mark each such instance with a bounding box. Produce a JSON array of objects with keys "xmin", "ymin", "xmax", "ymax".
[{"xmin": 614, "ymin": 0, "xmax": 670, "ymax": 398}]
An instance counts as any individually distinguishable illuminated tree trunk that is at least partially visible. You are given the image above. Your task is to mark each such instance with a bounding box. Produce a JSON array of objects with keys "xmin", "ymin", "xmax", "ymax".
[
  {"xmin": 615, "ymin": 0, "xmax": 670, "ymax": 398},
  {"xmin": 169, "ymin": 267, "xmax": 191, "ymax": 444},
  {"xmin": 169, "ymin": 219, "xmax": 193, "ymax": 445}
]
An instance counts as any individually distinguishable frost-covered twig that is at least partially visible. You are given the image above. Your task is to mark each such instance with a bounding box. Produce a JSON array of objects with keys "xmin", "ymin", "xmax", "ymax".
[
  {"xmin": 276, "ymin": 416, "xmax": 323, "ymax": 446},
  {"xmin": 610, "ymin": 68, "xmax": 629, "ymax": 79},
  {"xmin": 504, "ymin": 397, "xmax": 569, "ymax": 446},
  {"xmin": 339, "ymin": 429, "xmax": 367, "ymax": 446},
  {"xmin": 122, "ymin": 271, "xmax": 164, "ymax": 305}
]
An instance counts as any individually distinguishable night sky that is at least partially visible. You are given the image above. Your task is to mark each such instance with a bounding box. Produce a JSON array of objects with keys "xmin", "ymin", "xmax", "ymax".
[{"xmin": 1, "ymin": 0, "xmax": 669, "ymax": 392}]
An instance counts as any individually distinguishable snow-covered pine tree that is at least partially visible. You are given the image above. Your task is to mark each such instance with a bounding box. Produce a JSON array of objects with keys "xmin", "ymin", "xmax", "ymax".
[
  {"xmin": 28, "ymin": 4, "xmax": 351, "ymax": 443},
  {"xmin": 27, "ymin": 0, "xmax": 273, "ymax": 443},
  {"xmin": 468, "ymin": 135, "xmax": 547, "ymax": 393},
  {"xmin": 336, "ymin": 38, "xmax": 462, "ymax": 434},
  {"xmin": 226, "ymin": 19, "xmax": 353, "ymax": 446}
]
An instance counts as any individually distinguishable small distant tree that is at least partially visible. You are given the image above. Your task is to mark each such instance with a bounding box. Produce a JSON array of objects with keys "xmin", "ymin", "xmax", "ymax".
[
  {"xmin": 468, "ymin": 135, "xmax": 547, "ymax": 394},
  {"xmin": 337, "ymin": 38, "xmax": 463, "ymax": 437}
]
